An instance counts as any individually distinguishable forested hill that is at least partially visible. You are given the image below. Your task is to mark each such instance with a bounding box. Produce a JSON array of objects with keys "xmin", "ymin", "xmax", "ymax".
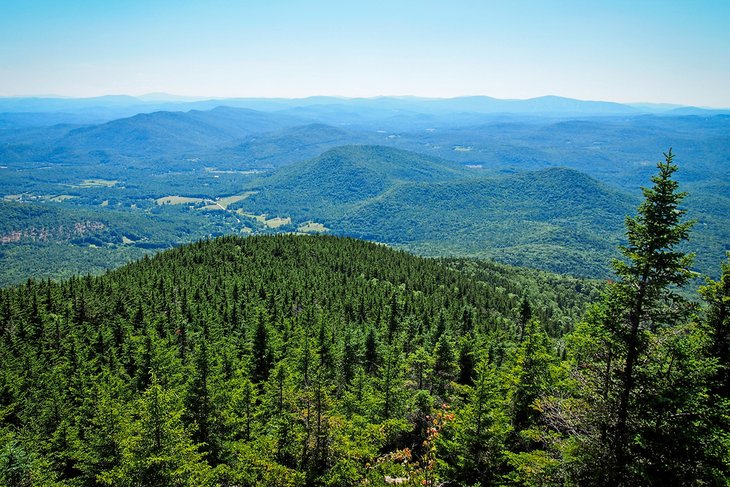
[
  {"xmin": 245, "ymin": 144, "xmax": 474, "ymax": 213},
  {"xmin": 0, "ymin": 234, "xmax": 597, "ymax": 485},
  {"xmin": 2, "ymin": 227, "xmax": 729, "ymax": 485}
]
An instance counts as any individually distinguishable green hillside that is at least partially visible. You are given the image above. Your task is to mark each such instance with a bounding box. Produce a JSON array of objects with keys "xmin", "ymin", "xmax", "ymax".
[
  {"xmin": 241, "ymin": 145, "xmax": 475, "ymax": 218},
  {"xmin": 240, "ymin": 148, "xmax": 636, "ymax": 276},
  {"xmin": 342, "ymin": 168, "xmax": 637, "ymax": 277},
  {"xmin": 0, "ymin": 201, "xmax": 249, "ymax": 287},
  {"xmin": 0, "ymin": 234, "xmax": 598, "ymax": 485},
  {"xmin": 1, "ymin": 106, "xmax": 728, "ymax": 285},
  {"xmin": 1, "ymin": 230, "xmax": 727, "ymax": 485},
  {"xmin": 205, "ymin": 124, "xmax": 373, "ymax": 169},
  {"xmin": 0, "ymin": 107, "xmax": 305, "ymax": 164}
]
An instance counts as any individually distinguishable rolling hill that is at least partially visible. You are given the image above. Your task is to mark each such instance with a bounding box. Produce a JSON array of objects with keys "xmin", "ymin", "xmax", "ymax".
[
  {"xmin": 340, "ymin": 168, "xmax": 637, "ymax": 276},
  {"xmin": 204, "ymin": 123, "xmax": 374, "ymax": 169},
  {"xmin": 1, "ymin": 99, "xmax": 728, "ymax": 285},
  {"xmin": 241, "ymin": 145, "xmax": 477, "ymax": 217},
  {"xmin": 236, "ymin": 145, "xmax": 636, "ymax": 276},
  {"xmin": 55, "ymin": 106, "xmax": 306, "ymax": 159},
  {"xmin": 0, "ymin": 234, "xmax": 600, "ymax": 484}
]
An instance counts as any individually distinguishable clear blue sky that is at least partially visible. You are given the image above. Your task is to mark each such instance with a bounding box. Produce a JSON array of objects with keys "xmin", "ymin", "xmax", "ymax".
[{"xmin": 1, "ymin": 0, "xmax": 729, "ymax": 106}]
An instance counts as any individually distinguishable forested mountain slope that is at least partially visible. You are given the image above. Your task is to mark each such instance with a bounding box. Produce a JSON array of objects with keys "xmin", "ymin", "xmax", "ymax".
[
  {"xmin": 1, "ymin": 220, "xmax": 728, "ymax": 485},
  {"xmin": 1, "ymin": 103, "xmax": 728, "ymax": 285},
  {"xmin": 242, "ymin": 145, "xmax": 474, "ymax": 217},
  {"xmin": 0, "ymin": 234, "xmax": 597, "ymax": 485},
  {"xmin": 340, "ymin": 167, "xmax": 637, "ymax": 276},
  {"xmin": 242, "ymin": 150, "xmax": 637, "ymax": 277},
  {"xmin": 203, "ymin": 124, "xmax": 375, "ymax": 169},
  {"xmin": 0, "ymin": 107, "xmax": 306, "ymax": 164}
]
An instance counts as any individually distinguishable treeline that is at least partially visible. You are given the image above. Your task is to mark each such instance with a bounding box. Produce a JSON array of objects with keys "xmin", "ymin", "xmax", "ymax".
[{"xmin": 0, "ymin": 152, "xmax": 728, "ymax": 485}]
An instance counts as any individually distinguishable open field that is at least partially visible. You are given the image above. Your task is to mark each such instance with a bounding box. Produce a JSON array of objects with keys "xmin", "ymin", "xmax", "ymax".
[
  {"xmin": 217, "ymin": 191, "xmax": 257, "ymax": 208},
  {"xmin": 155, "ymin": 195, "xmax": 207, "ymax": 205},
  {"xmin": 298, "ymin": 221, "xmax": 328, "ymax": 233},
  {"xmin": 78, "ymin": 179, "xmax": 118, "ymax": 188}
]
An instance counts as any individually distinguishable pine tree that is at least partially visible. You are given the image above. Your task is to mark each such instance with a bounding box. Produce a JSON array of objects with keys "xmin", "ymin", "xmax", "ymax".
[
  {"xmin": 442, "ymin": 356, "xmax": 510, "ymax": 485},
  {"xmin": 252, "ymin": 309, "xmax": 272, "ymax": 383},
  {"xmin": 698, "ymin": 256, "xmax": 730, "ymax": 479},
  {"xmin": 508, "ymin": 319, "xmax": 554, "ymax": 436},
  {"xmin": 700, "ymin": 255, "xmax": 730, "ymax": 399},
  {"xmin": 610, "ymin": 149, "xmax": 695, "ymax": 480},
  {"xmin": 432, "ymin": 335, "xmax": 457, "ymax": 397},
  {"xmin": 561, "ymin": 150, "xmax": 698, "ymax": 484},
  {"xmin": 103, "ymin": 373, "xmax": 212, "ymax": 486}
]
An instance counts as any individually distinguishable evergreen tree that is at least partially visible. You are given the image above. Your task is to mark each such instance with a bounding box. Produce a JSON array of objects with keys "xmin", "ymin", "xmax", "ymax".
[
  {"xmin": 508, "ymin": 320, "xmax": 555, "ymax": 436},
  {"xmin": 559, "ymin": 150, "xmax": 700, "ymax": 484},
  {"xmin": 103, "ymin": 373, "xmax": 212, "ymax": 486},
  {"xmin": 252, "ymin": 309, "xmax": 272, "ymax": 383},
  {"xmin": 698, "ymin": 256, "xmax": 730, "ymax": 479},
  {"xmin": 432, "ymin": 335, "xmax": 457, "ymax": 397},
  {"xmin": 609, "ymin": 149, "xmax": 695, "ymax": 481}
]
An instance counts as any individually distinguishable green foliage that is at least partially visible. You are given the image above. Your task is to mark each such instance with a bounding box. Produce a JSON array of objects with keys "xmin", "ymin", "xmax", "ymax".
[
  {"xmin": 515, "ymin": 151, "xmax": 729, "ymax": 485},
  {"xmin": 3, "ymin": 111, "xmax": 730, "ymax": 285},
  {"xmin": 0, "ymin": 234, "xmax": 595, "ymax": 485},
  {"xmin": 0, "ymin": 194, "xmax": 727, "ymax": 485}
]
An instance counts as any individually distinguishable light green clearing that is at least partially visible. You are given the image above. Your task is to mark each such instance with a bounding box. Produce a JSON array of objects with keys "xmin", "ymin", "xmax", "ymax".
[
  {"xmin": 453, "ymin": 146, "xmax": 473, "ymax": 152},
  {"xmin": 205, "ymin": 168, "xmax": 264, "ymax": 175},
  {"xmin": 4, "ymin": 194, "xmax": 23, "ymax": 201},
  {"xmin": 237, "ymin": 211, "xmax": 291, "ymax": 228},
  {"xmin": 298, "ymin": 222, "xmax": 328, "ymax": 233},
  {"xmin": 217, "ymin": 192, "xmax": 257, "ymax": 209},
  {"xmin": 100, "ymin": 200, "xmax": 109, "ymax": 206},
  {"xmin": 237, "ymin": 211, "xmax": 267, "ymax": 224},
  {"xmin": 122, "ymin": 236, "xmax": 135, "ymax": 244},
  {"xmin": 265, "ymin": 217, "xmax": 291, "ymax": 228},
  {"xmin": 79, "ymin": 179, "xmax": 118, "ymax": 188},
  {"xmin": 200, "ymin": 204, "xmax": 224, "ymax": 211},
  {"xmin": 49, "ymin": 194, "xmax": 76, "ymax": 202},
  {"xmin": 156, "ymin": 196, "xmax": 206, "ymax": 205},
  {"xmin": 156, "ymin": 192, "xmax": 257, "ymax": 209}
]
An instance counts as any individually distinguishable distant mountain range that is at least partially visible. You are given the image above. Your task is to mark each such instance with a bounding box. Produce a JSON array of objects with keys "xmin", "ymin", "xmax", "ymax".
[{"xmin": 2, "ymin": 94, "xmax": 729, "ymax": 128}]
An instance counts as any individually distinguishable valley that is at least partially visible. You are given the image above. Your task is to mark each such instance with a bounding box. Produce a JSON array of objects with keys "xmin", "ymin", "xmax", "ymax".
[{"xmin": 1, "ymin": 98, "xmax": 728, "ymax": 286}]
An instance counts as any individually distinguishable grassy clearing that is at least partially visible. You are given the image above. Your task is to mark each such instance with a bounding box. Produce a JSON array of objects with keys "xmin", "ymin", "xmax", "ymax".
[
  {"xmin": 236, "ymin": 210, "xmax": 291, "ymax": 228},
  {"xmin": 217, "ymin": 191, "xmax": 257, "ymax": 209},
  {"xmin": 237, "ymin": 211, "xmax": 266, "ymax": 223},
  {"xmin": 49, "ymin": 195, "xmax": 76, "ymax": 202},
  {"xmin": 298, "ymin": 221, "xmax": 328, "ymax": 233},
  {"xmin": 264, "ymin": 217, "xmax": 291, "ymax": 228},
  {"xmin": 79, "ymin": 179, "xmax": 118, "ymax": 188},
  {"xmin": 155, "ymin": 196, "xmax": 206, "ymax": 205},
  {"xmin": 200, "ymin": 204, "xmax": 224, "ymax": 211},
  {"xmin": 156, "ymin": 192, "xmax": 257, "ymax": 210}
]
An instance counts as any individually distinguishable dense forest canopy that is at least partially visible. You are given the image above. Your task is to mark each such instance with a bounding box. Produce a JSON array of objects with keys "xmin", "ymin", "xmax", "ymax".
[{"xmin": 1, "ymin": 153, "xmax": 728, "ymax": 485}]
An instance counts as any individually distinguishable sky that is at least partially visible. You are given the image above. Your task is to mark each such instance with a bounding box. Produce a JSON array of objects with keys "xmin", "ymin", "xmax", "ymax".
[{"xmin": 1, "ymin": 0, "xmax": 729, "ymax": 106}]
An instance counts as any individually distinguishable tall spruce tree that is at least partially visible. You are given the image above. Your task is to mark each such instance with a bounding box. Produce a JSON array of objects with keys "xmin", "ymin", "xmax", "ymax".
[
  {"xmin": 610, "ymin": 149, "xmax": 695, "ymax": 480},
  {"xmin": 560, "ymin": 150, "xmax": 697, "ymax": 484}
]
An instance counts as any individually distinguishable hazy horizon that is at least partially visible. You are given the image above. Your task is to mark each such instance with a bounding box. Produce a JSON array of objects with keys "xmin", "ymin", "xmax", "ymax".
[
  {"xmin": 0, "ymin": 92, "xmax": 726, "ymax": 110},
  {"xmin": 2, "ymin": 1, "xmax": 729, "ymax": 106}
]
